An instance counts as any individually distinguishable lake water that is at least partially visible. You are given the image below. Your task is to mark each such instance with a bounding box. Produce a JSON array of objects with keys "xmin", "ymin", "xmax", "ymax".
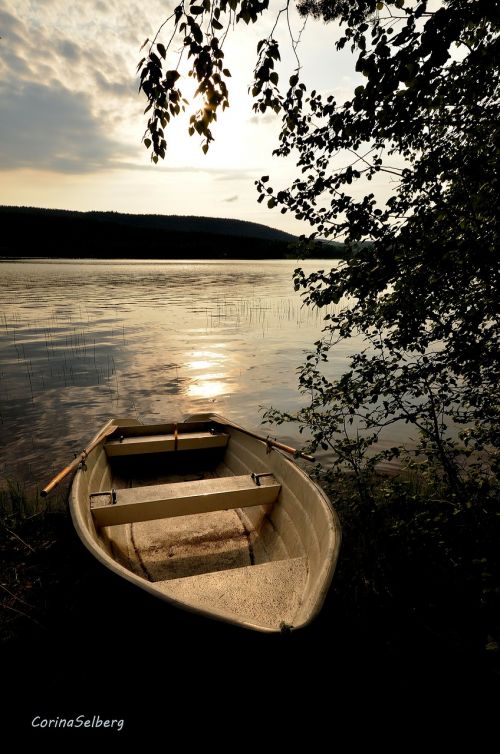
[{"xmin": 0, "ymin": 258, "xmax": 395, "ymax": 491}]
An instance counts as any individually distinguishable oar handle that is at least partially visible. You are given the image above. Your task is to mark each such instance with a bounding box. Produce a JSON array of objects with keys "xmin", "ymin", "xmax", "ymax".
[
  {"xmin": 41, "ymin": 422, "xmax": 118, "ymax": 497},
  {"xmin": 41, "ymin": 457, "xmax": 81, "ymax": 497},
  {"xmin": 265, "ymin": 438, "xmax": 316, "ymax": 463}
]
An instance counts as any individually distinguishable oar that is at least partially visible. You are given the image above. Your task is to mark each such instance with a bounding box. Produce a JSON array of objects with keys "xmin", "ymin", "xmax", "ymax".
[
  {"xmin": 213, "ymin": 417, "xmax": 316, "ymax": 463},
  {"xmin": 41, "ymin": 422, "xmax": 118, "ymax": 497}
]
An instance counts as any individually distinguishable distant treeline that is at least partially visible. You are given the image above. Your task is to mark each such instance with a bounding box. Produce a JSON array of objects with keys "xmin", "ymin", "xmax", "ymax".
[{"xmin": 0, "ymin": 206, "xmax": 347, "ymax": 260}]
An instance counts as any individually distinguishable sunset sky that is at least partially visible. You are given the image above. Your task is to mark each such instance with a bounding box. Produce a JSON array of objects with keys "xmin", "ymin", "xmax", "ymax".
[{"xmin": 0, "ymin": 1, "xmax": 379, "ymax": 235}]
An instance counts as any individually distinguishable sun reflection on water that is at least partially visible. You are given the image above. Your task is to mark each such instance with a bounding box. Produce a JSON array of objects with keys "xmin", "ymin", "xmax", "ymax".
[
  {"xmin": 0, "ymin": 260, "xmax": 356, "ymax": 485},
  {"xmin": 186, "ymin": 380, "xmax": 233, "ymax": 399},
  {"xmin": 187, "ymin": 360, "xmax": 214, "ymax": 371},
  {"xmin": 185, "ymin": 349, "xmax": 233, "ymax": 399}
]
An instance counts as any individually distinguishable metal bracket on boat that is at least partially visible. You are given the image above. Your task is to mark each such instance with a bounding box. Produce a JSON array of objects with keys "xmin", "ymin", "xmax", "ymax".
[
  {"xmin": 251, "ymin": 472, "xmax": 274, "ymax": 487},
  {"xmin": 77, "ymin": 451, "xmax": 88, "ymax": 472},
  {"xmin": 89, "ymin": 489, "xmax": 117, "ymax": 507}
]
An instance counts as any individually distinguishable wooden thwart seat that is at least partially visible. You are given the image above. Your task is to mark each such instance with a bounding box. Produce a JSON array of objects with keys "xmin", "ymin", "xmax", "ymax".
[
  {"xmin": 90, "ymin": 474, "xmax": 281, "ymax": 527},
  {"xmin": 104, "ymin": 431, "xmax": 229, "ymax": 457}
]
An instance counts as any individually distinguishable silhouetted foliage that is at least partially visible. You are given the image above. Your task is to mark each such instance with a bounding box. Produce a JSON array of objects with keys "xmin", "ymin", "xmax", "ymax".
[
  {"xmin": 140, "ymin": 1, "xmax": 500, "ymax": 657},
  {"xmin": 140, "ymin": 0, "xmax": 499, "ymax": 485}
]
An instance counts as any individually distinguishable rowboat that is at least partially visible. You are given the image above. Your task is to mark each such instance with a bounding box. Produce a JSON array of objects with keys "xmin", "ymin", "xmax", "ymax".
[{"xmin": 66, "ymin": 414, "xmax": 341, "ymax": 633}]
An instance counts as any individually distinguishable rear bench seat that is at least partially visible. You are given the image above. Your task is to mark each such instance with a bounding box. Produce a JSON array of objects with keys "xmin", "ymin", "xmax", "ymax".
[
  {"xmin": 104, "ymin": 430, "xmax": 229, "ymax": 456},
  {"xmin": 90, "ymin": 474, "xmax": 281, "ymax": 527}
]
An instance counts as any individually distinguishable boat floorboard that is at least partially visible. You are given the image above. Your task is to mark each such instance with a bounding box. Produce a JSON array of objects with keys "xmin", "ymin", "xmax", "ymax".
[
  {"xmin": 105, "ymin": 467, "xmax": 270, "ymax": 581},
  {"xmin": 129, "ymin": 510, "xmax": 253, "ymax": 580},
  {"xmin": 154, "ymin": 556, "xmax": 308, "ymax": 630}
]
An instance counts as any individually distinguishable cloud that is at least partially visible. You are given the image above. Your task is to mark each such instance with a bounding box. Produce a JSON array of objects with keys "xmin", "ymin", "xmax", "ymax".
[
  {"xmin": 107, "ymin": 163, "xmax": 252, "ymax": 181},
  {"xmin": 57, "ymin": 40, "xmax": 81, "ymax": 62},
  {"xmin": 214, "ymin": 170, "xmax": 253, "ymax": 182},
  {"xmin": 1, "ymin": 50, "xmax": 33, "ymax": 77},
  {"xmin": 248, "ymin": 114, "xmax": 276, "ymax": 126},
  {"xmin": 0, "ymin": 82, "xmax": 121, "ymax": 173},
  {"xmin": 223, "ymin": 195, "xmax": 239, "ymax": 203},
  {"xmin": 0, "ymin": 1, "xmax": 176, "ymax": 176},
  {"xmin": 94, "ymin": 71, "xmax": 134, "ymax": 98},
  {"xmin": 0, "ymin": 8, "xmax": 25, "ymax": 39}
]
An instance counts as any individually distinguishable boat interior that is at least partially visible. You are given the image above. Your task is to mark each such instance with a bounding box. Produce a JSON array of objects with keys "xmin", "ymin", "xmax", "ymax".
[{"xmin": 77, "ymin": 420, "xmax": 337, "ymax": 631}]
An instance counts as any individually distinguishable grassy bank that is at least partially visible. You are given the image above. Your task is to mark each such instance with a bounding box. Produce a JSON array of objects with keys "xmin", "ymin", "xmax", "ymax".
[{"xmin": 0, "ymin": 481, "xmax": 69, "ymax": 643}]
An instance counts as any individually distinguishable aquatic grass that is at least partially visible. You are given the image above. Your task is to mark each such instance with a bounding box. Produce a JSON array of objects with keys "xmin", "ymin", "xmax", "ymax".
[
  {"xmin": 0, "ymin": 475, "xmax": 76, "ymax": 644},
  {"xmin": 0, "ymin": 304, "xmax": 127, "ymax": 409},
  {"xmin": 0, "ymin": 478, "xmax": 28, "ymax": 521},
  {"xmin": 195, "ymin": 294, "xmax": 337, "ymax": 335},
  {"xmin": 0, "ymin": 476, "xmax": 67, "ymax": 525}
]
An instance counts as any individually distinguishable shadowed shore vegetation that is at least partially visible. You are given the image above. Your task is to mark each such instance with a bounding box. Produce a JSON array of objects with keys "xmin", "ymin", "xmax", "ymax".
[{"xmin": 1, "ymin": 466, "xmax": 498, "ymax": 731}]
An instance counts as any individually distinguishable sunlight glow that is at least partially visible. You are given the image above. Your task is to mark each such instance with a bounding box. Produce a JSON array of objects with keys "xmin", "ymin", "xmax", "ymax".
[
  {"xmin": 187, "ymin": 360, "xmax": 214, "ymax": 370},
  {"xmin": 185, "ymin": 348, "xmax": 232, "ymax": 399},
  {"xmin": 190, "ymin": 351, "xmax": 224, "ymax": 359},
  {"xmin": 186, "ymin": 379, "xmax": 233, "ymax": 399}
]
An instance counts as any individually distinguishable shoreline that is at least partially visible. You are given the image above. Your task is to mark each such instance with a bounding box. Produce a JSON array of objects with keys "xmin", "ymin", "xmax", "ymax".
[{"xmin": 0, "ymin": 256, "xmax": 344, "ymax": 262}]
